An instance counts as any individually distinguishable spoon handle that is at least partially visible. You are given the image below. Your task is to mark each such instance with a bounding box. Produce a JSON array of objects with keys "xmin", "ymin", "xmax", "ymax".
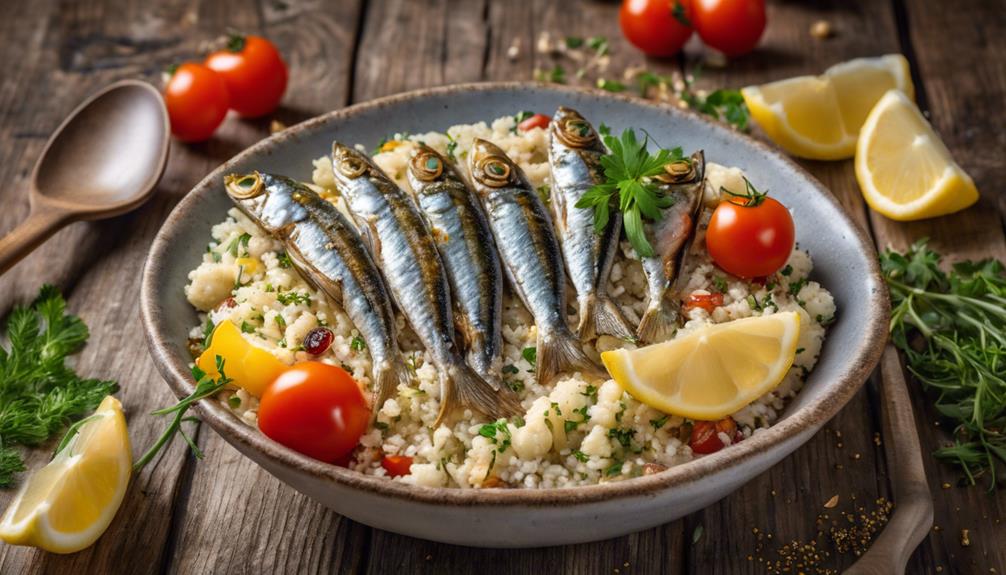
[
  {"xmin": 844, "ymin": 345, "xmax": 934, "ymax": 575},
  {"xmin": 0, "ymin": 205, "xmax": 72, "ymax": 276}
]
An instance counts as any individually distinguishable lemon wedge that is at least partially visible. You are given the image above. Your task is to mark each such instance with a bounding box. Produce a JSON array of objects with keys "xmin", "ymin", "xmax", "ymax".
[
  {"xmin": 600, "ymin": 312, "xmax": 800, "ymax": 420},
  {"xmin": 0, "ymin": 396, "xmax": 131, "ymax": 554},
  {"xmin": 855, "ymin": 90, "xmax": 978, "ymax": 221},
  {"xmin": 741, "ymin": 54, "xmax": 913, "ymax": 160}
]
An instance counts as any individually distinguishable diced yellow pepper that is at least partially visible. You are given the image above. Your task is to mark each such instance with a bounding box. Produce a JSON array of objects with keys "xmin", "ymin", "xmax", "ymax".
[
  {"xmin": 235, "ymin": 257, "xmax": 261, "ymax": 277},
  {"xmin": 379, "ymin": 140, "xmax": 404, "ymax": 153},
  {"xmin": 196, "ymin": 321, "xmax": 287, "ymax": 397}
]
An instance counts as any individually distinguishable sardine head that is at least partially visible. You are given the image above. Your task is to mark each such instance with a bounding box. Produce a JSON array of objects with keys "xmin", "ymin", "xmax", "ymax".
[
  {"xmin": 330, "ymin": 141, "xmax": 376, "ymax": 183},
  {"xmin": 406, "ymin": 143, "xmax": 451, "ymax": 194},
  {"xmin": 551, "ymin": 106, "xmax": 600, "ymax": 149},
  {"xmin": 224, "ymin": 172, "xmax": 308, "ymax": 233},
  {"xmin": 469, "ymin": 138, "xmax": 518, "ymax": 189}
]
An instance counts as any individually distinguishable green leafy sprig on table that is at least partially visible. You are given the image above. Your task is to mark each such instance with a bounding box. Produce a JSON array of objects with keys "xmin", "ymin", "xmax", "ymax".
[
  {"xmin": 881, "ymin": 240, "xmax": 1006, "ymax": 489},
  {"xmin": 133, "ymin": 358, "xmax": 232, "ymax": 473},
  {"xmin": 575, "ymin": 127, "xmax": 685, "ymax": 257},
  {"xmin": 0, "ymin": 286, "xmax": 117, "ymax": 487}
]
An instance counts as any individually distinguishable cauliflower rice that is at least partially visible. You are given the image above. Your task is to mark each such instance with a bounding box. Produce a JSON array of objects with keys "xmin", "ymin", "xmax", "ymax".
[{"xmin": 185, "ymin": 114, "xmax": 836, "ymax": 489}]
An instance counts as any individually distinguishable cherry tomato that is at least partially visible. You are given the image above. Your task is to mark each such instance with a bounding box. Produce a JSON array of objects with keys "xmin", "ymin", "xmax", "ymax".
[
  {"xmin": 164, "ymin": 63, "xmax": 229, "ymax": 143},
  {"xmin": 381, "ymin": 455, "xmax": 414, "ymax": 477},
  {"xmin": 258, "ymin": 362, "xmax": 369, "ymax": 463},
  {"xmin": 620, "ymin": 0, "xmax": 694, "ymax": 57},
  {"xmin": 691, "ymin": 0, "xmax": 766, "ymax": 57},
  {"xmin": 689, "ymin": 417, "xmax": 739, "ymax": 454},
  {"xmin": 705, "ymin": 183, "xmax": 794, "ymax": 279},
  {"xmin": 684, "ymin": 292, "xmax": 724, "ymax": 313},
  {"xmin": 517, "ymin": 113, "xmax": 550, "ymax": 132},
  {"xmin": 205, "ymin": 35, "xmax": 288, "ymax": 118}
]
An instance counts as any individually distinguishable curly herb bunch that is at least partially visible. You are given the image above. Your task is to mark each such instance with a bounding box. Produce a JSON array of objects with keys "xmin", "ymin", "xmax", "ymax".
[
  {"xmin": 575, "ymin": 127, "xmax": 686, "ymax": 257},
  {"xmin": 0, "ymin": 286, "xmax": 117, "ymax": 487},
  {"xmin": 881, "ymin": 240, "xmax": 1006, "ymax": 488}
]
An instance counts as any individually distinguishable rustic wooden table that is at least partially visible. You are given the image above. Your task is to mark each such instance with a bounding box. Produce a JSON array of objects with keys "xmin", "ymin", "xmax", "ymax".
[{"xmin": 0, "ymin": 0, "xmax": 1003, "ymax": 573}]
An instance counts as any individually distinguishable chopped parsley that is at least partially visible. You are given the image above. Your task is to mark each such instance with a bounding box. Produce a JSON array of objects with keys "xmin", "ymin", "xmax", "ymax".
[
  {"xmin": 605, "ymin": 460, "xmax": 624, "ymax": 477},
  {"xmin": 276, "ymin": 291, "xmax": 310, "ymax": 306},
  {"xmin": 596, "ymin": 78, "xmax": 626, "ymax": 92},
  {"xmin": 522, "ymin": 346, "xmax": 537, "ymax": 368},
  {"xmin": 650, "ymin": 414, "xmax": 670, "ymax": 430},
  {"xmin": 240, "ymin": 320, "xmax": 256, "ymax": 334},
  {"xmin": 350, "ymin": 335, "xmax": 367, "ymax": 352},
  {"xmin": 608, "ymin": 427, "xmax": 635, "ymax": 449},
  {"xmin": 277, "ymin": 252, "xmax": 294, "ymax": 269},
  {"xmin": 573, "ymin": 450, "xmax": 589, "ymax": 462},
  {"xmin": 502, "ymin": 364, "xmax": 519, "ymax": 375}
]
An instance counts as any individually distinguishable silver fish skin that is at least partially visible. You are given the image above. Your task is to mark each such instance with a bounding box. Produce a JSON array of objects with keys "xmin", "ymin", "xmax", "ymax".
[
  {"xmin": 330, "ymin": 142, "xmax": 519, "ymax": 424},
  {"xmin": 548, "ymin": 106, "xmax": 635, "ymax": 342},
  {"xmin": 468, "ymin": 138, "xmax": 604, "ymax": 386},
  {"xmin": 223, "ymin": 172, "xmax": 410, "ymax": 411},
  {"xmin": 406, "ymin": 144, "xmax": 504, "ymax": 388},
  {"xmin": 636, "ymin": 150, "xmax": 706, "ymax": 343}
]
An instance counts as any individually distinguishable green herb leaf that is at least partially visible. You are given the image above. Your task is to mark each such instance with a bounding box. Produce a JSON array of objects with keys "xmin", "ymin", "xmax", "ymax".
[
  {"xmin": 883, "ymin": 240, "xmax": 1006, "ymax": 488},
  {"xmin": 522, "ymin": 346, "xmax": 537, "ymax": 367},
  {"xmin": 0, "ymin": 286, "xmax": 118, "ymax": 487},
  {"xmin": 564, "ymin": 36, "xmax": 584, "ymax": 49},
  {"xmin": 597, "ymin": 78, "xmax": 626, "ymax": 93},
  {"xmin": 672, "ymin": 0, "xmax": 692, "ymax": 27},
  {"xmin": 351, "ymin": 335, "xmax": 366, "ymax": 352}
]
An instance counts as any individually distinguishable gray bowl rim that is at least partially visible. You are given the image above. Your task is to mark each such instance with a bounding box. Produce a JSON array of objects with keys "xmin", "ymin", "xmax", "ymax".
[{"xmin": 140, "ymin": 81, "xmax": 890, "ymax": 508}]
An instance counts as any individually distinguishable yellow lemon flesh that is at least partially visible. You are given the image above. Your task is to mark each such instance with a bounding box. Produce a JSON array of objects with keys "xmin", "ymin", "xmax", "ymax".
[
  {"xmin": 601, "ymin": 312, "xmax": 800, "ymax": 420},
  {"xmin": 197, "ymin": 320, "xmax": 287, "ymax": 396},
  {"xmin": 741, "ymin": 54, "xmax": 913, "ymax": 160},
  {"xmin": 855, "ymin": 90, "xmax": 978, "ymax": 221},
  {"xmin": 0, "ymin": 396, "xmax": 131, "ymax": 554}
]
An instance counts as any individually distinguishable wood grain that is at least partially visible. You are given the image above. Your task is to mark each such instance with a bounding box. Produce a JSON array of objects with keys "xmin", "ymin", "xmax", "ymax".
[{"xmin": 0, "ymin": 0, "xmax": 1003, "ymax": 574}]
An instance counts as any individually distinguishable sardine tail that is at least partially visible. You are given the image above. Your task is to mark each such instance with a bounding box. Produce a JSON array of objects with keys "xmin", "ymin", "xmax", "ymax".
[
  {"xmin": 576, "ymin": 296, "xmax": 596, "ymax": 341},
  {"xmin": 372, "ymin": 356, "xmax": 412, "ymax": 414},
  {"xmin": 537, "ymin": 329, "xmax": 605, "ymax": 386},
  {"xmin": 594, "ymin": 295, "xmax": 635, "ymax": 341},
  {"xmin": 435, "ymin": 362, "xmax": 521, "ymax": 427},
  {"xmin": 636, "ymin": 303, "xmax": 677, "ymax": 344}
]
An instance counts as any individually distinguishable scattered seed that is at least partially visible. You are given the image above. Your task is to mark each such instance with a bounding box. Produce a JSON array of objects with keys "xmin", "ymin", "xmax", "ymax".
[
  {"xmin": 961, "ymin": 529, "xmax": 971, "ymax": 547},
  {"xmin": 824, "ymin": 495, "xmax": 840, "ymax": 508},
  {"xmin": 269, "ymin": 119, "xmax": 286, "ymax": 134},
  {"xmin": 942, "ymin": 482, "xmax": 951, "ymax": 489},
  {"xmin": 810, "ymin": 20, "xmax": 834, "ymax": 39}
]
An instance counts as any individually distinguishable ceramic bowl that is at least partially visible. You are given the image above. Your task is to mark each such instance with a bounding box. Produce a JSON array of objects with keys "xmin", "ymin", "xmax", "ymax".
[{"xmin": 140, "ymin": 83, "xmax": 889, "ymax": 547}]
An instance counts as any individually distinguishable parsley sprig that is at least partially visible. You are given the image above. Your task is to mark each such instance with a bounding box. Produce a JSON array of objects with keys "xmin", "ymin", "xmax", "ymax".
[
  {"xmin": 0, "ymin": 286, "xmax": 117, "ymax": 487},
  {"xmin": 882, "ymin": 240, "xmax": 1006, "ymax": 488},
  {"xmin": 575, "ymin": 128, "xmax": 684, "ymax": 257}
]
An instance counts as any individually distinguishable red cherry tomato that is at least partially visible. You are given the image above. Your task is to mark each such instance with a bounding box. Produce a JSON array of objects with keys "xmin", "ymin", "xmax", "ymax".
[
  {"xmin": 684, "ymin": 292, "xmax": 724, "ymax": 313},
  {"xmin": 205, "ymin": 35, "xmax": 288, "ymax": 118},
  {"xmin": 620, "ymin": 0, "xmax": 694, "ymax": 57},
  {"xmin": 381, "ymin": 455, "xmax": 414, "ymax": 477},
  {"xmin": 517, "ymin": 113, "xmax": 550, "ymax": 132},
  {"xmin": 258, "ymin": 362, "xmax": 369, "ymax": 463},
  {"xmin": 164, "ymin": 63, "xmax": 229, "ymax": 143},
  {"xmin": 691, "ymin": 0, "xmax": 767, "ymax": 57},
  {"xmin": 690, "ymin": 417, "xmax": 738, "ymax": 454},
  {"xmin": 705, "ymin": 183, "xmax": 794, "ymax": 279}
]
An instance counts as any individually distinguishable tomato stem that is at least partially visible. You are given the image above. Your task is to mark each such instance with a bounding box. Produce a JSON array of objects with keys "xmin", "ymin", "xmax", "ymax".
[
  {"xmin": 227, "ymin": 32, "xmax": 247, "ymax": 53},
  {"xmin": 721, "ymin": 176, "xmax": 767, "ymax": 207}
]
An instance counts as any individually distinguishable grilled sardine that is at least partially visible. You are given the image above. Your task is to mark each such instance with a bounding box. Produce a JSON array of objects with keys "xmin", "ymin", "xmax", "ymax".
[
  {"xmin": 223, "ymin": 172, "xmax": 410, "ymax": 410},
  {"xmin": 548, "ymin": 107, "xmax": 635, "ymax": 342},
  {"xmin": 330, "ymin": 142, "xmax": 519, "ymax": 424},
  {"xmin": 406, "ymin": 144, "xmax": 505, "ymax": 388},
  {"xmin": 468, "ymin": 138, "xmax": 604, "ymax": 386},
  {"xmin": 637, "ymin": 151, "xmax": 706, "ymax": 343}
]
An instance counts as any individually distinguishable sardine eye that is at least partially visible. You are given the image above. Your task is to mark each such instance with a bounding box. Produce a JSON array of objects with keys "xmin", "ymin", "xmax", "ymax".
[
  {"xmin": 224, "ymin": 172, "xmax": 264, "ymax": 199},
  {"xmin": 475, "ymin": 156, "xmax": 511, "ymax": 188},
  {"xmin": 556, "ymin": 117, "xmax": 597, "ymax": 148},
  {"xmin": 410, "ymin": 151, "xmax": 443, "ymax": 182},
  {"xmin": 655, "ymin": 159, "xmax": 695, "ymax": 183},
  {"xmin": 336, "ymin": 156, "xmax": 368, "ymax": 179}
]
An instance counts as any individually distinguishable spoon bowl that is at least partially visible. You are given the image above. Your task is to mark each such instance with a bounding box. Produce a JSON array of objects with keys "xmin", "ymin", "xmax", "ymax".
[{"xmin": 0, "ymin": 79, "xmax": 170, "ymax": 274}]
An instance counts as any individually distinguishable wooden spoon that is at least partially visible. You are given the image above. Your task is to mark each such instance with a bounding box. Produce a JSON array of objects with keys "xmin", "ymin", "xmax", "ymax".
[
  {"xmin": 0, "ymin": 79, "xmax": 169, "ymax": 275},
  {"xmin": 844, "ymin": 344, "xmax": 934, "ymax": 574}
]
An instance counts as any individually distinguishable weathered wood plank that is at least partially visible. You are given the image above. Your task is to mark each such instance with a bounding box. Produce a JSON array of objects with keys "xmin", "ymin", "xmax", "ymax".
[
  {"xmin": 161, "ymin": 1, "xmax": 366, "ymax": 574},
  {"xmin": 0, "ymin": 0, "xmax": 243, "ymax": 573},
  {"xmin": 680, "ymin": 1, "xmax": 900, "ymax": 572},
  {"xmin": 869, "ymin": 1, "xmax": 1006, "ymax": 573}
]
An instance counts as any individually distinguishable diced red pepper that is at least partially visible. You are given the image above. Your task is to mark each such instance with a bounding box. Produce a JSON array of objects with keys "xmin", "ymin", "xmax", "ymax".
[
  {"xmin": 517, "ymin": 113, "xmax": 550, "ymax": 132},
  {"xmin": 684, "ymin": 292, "xmax": 724, "ymax": 313},
  {"xmin": 381, "ymin": 455, "xmax": 413, "ymax": 477},
  {"xmin": 690, "ymin": 417, "xmax": 738, "ymax": 454}
]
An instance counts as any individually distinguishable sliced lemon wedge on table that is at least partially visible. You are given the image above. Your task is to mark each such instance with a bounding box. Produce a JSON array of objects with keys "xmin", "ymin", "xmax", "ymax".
[
  {"xmin": 0, "ymin": 396, "xmax": 131, "ymax": 554},
  {"xmin": 741, "ymin": 54, "xmax": 913, "ymax": 160},
  {"xmin": 601, "ymin": 312, "xmax": 800, "ymax": 420},
  {"xmin": 856, "ymin": 90, "xmax": 978, "ymax": 221}
]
